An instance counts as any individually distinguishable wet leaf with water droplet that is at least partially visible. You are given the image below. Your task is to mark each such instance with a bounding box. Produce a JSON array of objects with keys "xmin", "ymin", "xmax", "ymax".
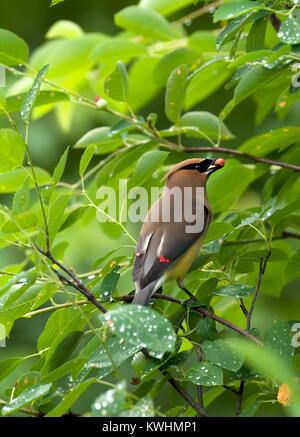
[
  {"xmin": 213, "ymin": 284, "xmax": 255, "ymax": 298},
  {"xmin": 99, "ymin": 305, "xmax": 176, "ymax": 356},
  {"xmin": 187, "ymin": 362, "xmax": 223, "ymax": 386},
  {"xmin": 92, "ymin": 381, "xmax": 126, "ymax": 417},
  {"xmin": 2, "ymin": 383, "xmax": 52, "ymax": 416},
  {"xmin": 265, "ymin": 320, "xmax": 294, "ymax": 362},
  {"xmin": 121, "ymin": 397, "xmax": 155, "ymax": 417},
  {"xmin": 100, "ymin": 267, "xmax": 120, "ymax": 302},
  {"xmin": 278, "ymin": 15, "xmax": 300, "ymax": 45},
  {"xmin": 202, "ymin": 339, "xmax": 244, "ymax": 371},
  {"xmin": 21, "ymin": 64, "xmax": 50, "ymax": 123}
]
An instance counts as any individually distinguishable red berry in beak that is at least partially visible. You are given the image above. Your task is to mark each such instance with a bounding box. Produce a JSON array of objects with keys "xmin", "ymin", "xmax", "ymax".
[{"xmin": 215, "ymin": 158, "xmax": 225, "ymax": 167}]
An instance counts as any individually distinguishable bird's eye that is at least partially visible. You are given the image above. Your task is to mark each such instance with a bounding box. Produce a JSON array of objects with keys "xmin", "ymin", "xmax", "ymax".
[
  {"xmin": 183, "ymin": 159, "xmax": 213, "ymax": 173},
  {"xmin": 194, "ymin": 160, "xmax": 212, "ymax": 172}
]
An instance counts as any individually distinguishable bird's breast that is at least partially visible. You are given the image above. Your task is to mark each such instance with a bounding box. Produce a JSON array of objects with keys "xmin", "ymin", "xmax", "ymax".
[{"xmin": 165, "ymin": 233, "xmax": 206, "ymax": 281}]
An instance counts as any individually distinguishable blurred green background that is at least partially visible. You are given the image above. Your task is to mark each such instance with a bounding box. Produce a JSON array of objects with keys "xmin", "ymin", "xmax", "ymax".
[{"xmin": 0, "ymin": 0, "xmax": 299, "ymax": 416}]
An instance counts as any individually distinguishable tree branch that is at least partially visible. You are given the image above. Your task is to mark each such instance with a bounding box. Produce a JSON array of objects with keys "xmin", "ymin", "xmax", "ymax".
[
  {"xmin": 118, "ymin": 294, "xmax": 262, "ymax": 345},
  {"xmin": 35, "ymin": 244, "xmax": 107, "ymax": 314},
  {"xmin": 183, "ymin": 146, "xmax": 300, "ymax": 173}
]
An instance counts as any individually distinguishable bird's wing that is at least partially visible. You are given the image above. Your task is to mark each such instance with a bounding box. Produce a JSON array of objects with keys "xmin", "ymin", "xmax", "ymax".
[{"xmin": 132, "ymin": 204, "xmax": 210, "ymax": 289}]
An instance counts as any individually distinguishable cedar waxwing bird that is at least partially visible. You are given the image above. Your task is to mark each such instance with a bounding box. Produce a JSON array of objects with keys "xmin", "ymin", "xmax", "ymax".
[{"xmin": 132, "ymin": 157, "xmax": 225, "ymax": 305}]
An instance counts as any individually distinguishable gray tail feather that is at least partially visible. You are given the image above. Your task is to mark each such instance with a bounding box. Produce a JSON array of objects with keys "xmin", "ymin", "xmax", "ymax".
[{"xmin": 132, "ymin": 281, "xmax": 157, "ymax": 306}]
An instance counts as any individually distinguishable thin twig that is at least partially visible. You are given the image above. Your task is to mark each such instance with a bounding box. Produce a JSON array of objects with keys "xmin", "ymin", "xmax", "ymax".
[
  {"xmin": 246, "ymin": 250, "xmax": 271, "ymax": 331},
  {"xmin": 236, "ymin": 247, "xmax": 271, "ymax": 415},
  {"xmin": 183, "ymin": 146, "xmax": 300, "ymax": 173},
  {"xmin": 166, "ymin": 375, "xmax": 209, "ymax": 417},
  {"xmin": 236, "ymin": 381, "xmax": 245, "ymax": 416},
  {"xmin": 118, "ymin": 294, "xmax": 262, "ymax": 345},
  {"xmin": 35, "ymin": 244, "xmax": 107, "ymax": 314},
  {"xmin": 172, "ymin": 0, "xmax": 222, "ymax": 26}
]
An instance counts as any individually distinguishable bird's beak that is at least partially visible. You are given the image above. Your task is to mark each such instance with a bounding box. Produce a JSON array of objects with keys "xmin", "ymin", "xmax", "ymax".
[{"xmin": 207, "ymin": 158, "xmax": 225, "ymax": 176}]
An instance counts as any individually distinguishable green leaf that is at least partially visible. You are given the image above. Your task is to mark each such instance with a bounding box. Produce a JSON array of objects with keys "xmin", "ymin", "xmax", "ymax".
[
  {"xmin": 267, "ymin": 198, "xmax": 300, "ymax": 226},
  {"xmin": 278, "ymin": 15, "xmax": 300, "ymax": 45},
  {"xmin": 92, "ymin": 381, "xmax": 126, "ymax": 417},
  {"xmin": 187, "ymin": 362, "xmax": 223, "ymax": 387},
  {"xmin": 0, "ymin": 28, "xmax": 29, "ymax": 66},
  {"xmin": 139, "ymin": 0, "xmax": 195, "ymax": 16},
  {"xmin": 0, "ymin": 91, "xmax": 69, "ymax": 116},
  {"xmin": 213, "ymin": 284, "xmax": 255, "ymax": 298},
  {"xmin": 99, "ymin": 305, "xmax": 176, "ymax": 357},
  {"xmin": 240, "ymin": 400, "xmax": 262, "ymax": 417},
  {"xmin": 20, "ymin": 64, "xmax": 50, "ymax": 123},
  {"xmin": 214, "ymin": 1, "xmax": 263, "ymax": 23},
  {"xmin": 216, "ymin": 13, "xmax": 253, "ymax": 51},
  {"xmin": 115, "ymin": 6, "xmax": 175, "ymax": 41},
  {"xmin": 13, "ymin": 372, "xmax": 42, "ymax": 398},
  {"xmin": 0, "ymin": 284, "xmax": 56, "ymax": 335},
  {"xmin": 0, "ymin": 357, "xmax": 23, "ymax": 382},
  {"xmin": 246, "ymin": 17, "xmax": 268, "ymax": 52},
  {"xmin": 46, "ymin": 20, "xmax": 83, "ymax": 39},
  {"xmin": 239, "ymin": 126, "xmax": 300, "ymax": 157},
  {"xmin": 188, "ymin": 31, "xmax": 217, "ymax": 52},
  {"xmin": 155, "ymin": 48, "xmax": 198, "ymax": 85},
  {"xmin": 37, "ymin": 307, "xmax": 88, "ymax": 354},
  {"xmin": 264, "ymin": 320, "xmax": 294, "ymax": 362},
  {"xmin": 79, "ymin": 144, "xmax": 97, "ymax": 177},
  {"xmin": 207, "ymin": 164, "xmax": 254, "ymax": 213},
  {"xmin": 48, "ymin": 194, "xmax": 71, "ymax": 246},
  {"xmin": 129, "ymin": 150, "xmax": 169, "ymax": 188},
  {"xmin": 75, "ymin": 127, "xmax": 123, "ymax": 153},
  {"xmin": 185, "ymin": 60, "xmax": 231, "ymax": 108},
  {"xmin": 53, "ymin": 146, "xmax": 69, "ymax": 186},
  {"xmin": 46, "ymin": 331, "xmax": 83, "ymax": 372},
  {"xmin": 2, "ymin": 383, "xmax": 52, "ymax": 416},
  {"xmin": 104, "ymin": 61, "xmax": 129, "ymax": 102},
  {"xmin": 0, "ymin": 167, "xmax": 51, "ymax": 193},
  {"xmin": 202, "ymin": 339, "xmax": 244, "ymax": 372},
  {"xmin": 59, "ymin": 205, "xmax": 86, "ymax": 231},
  {"xmin": 45, "ymin": 378, "xmax": 97, "ymax": 417},
  {"xmin": 285, "ymin": 249, "xmax": 300, "ymax": 283},
  {"xmin": 40, "ymin": 358, "xmax": 86, "ymax": 384},
  {"xmin": 121, "ymin": 397, "xmax": 155, "ymax": 417},
  {"xmin": 129, "ymin": 56, "xmax": 161, "ymax": 110},
  {"xmin": 0, "ymin": 129, "xmax": 25, "ymax": 172},
  {"xmin": 90, "ymin": 37, "xmax": 146, "ymax": 64},
  {"xmin": 100, "ymin": 267, "xmax": 120, "ymax": 302},
  {"xmin": 233, "ymin": 66, "xmax": 283, "ymax": 105},
  {"xmin": 165, "ymin": 64, "xmax": 189, "ymax": 123},
  {"xmin": 179, "ymin": 111, "xmax": 234, "ymax": 140},
  {"xmin": 11, "ymin": 176, "xmax": 30, "ymax": 215},
  {"xmin": 205, "ymin": 222, "xmax": 235, "ymax": 243},
  {"xmin": 51, "ymin": 0, "xmax": 65, "ymax": 5},
  {"xmin": 31, "ymin": 34, "xmax": 106, "ymax": 79},
  {"xmin": 2, "ymin": 211, "xmax": 37, "ymax": 233},
  {"xmin": 197, "ymin": 317, "xmax": 218, "ymax": 341},
  {"xmin": 86, "ymin": 337, "xmax": 141, "ymax": 378}
]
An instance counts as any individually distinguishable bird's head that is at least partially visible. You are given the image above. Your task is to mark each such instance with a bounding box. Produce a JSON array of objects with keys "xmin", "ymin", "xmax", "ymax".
[{"xmin": 161, "ymin": 158, "xmax": 225, "ymax": 184}]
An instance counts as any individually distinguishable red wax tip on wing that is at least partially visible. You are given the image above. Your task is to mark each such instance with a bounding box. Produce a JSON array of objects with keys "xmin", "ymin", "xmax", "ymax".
[{"xmin": 215, "ymin": 158, "xmax": 225, "ymax": 167}]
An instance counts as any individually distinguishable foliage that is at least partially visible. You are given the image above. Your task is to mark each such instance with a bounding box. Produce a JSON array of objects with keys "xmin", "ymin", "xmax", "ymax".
[{"xmin": 0, "ymin": 0, "xmax": 299, "ymax": 418}]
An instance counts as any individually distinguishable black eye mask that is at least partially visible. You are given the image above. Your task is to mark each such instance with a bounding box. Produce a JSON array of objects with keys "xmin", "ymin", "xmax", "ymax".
[{"xmin": 183, "ymin": 159, "xmax": 216, "ymax": 174}]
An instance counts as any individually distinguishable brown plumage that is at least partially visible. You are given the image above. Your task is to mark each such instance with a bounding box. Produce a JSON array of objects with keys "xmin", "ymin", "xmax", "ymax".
[{"xmin": 132, "ymin": 157, "xmax": 225, "ymax": 305}]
